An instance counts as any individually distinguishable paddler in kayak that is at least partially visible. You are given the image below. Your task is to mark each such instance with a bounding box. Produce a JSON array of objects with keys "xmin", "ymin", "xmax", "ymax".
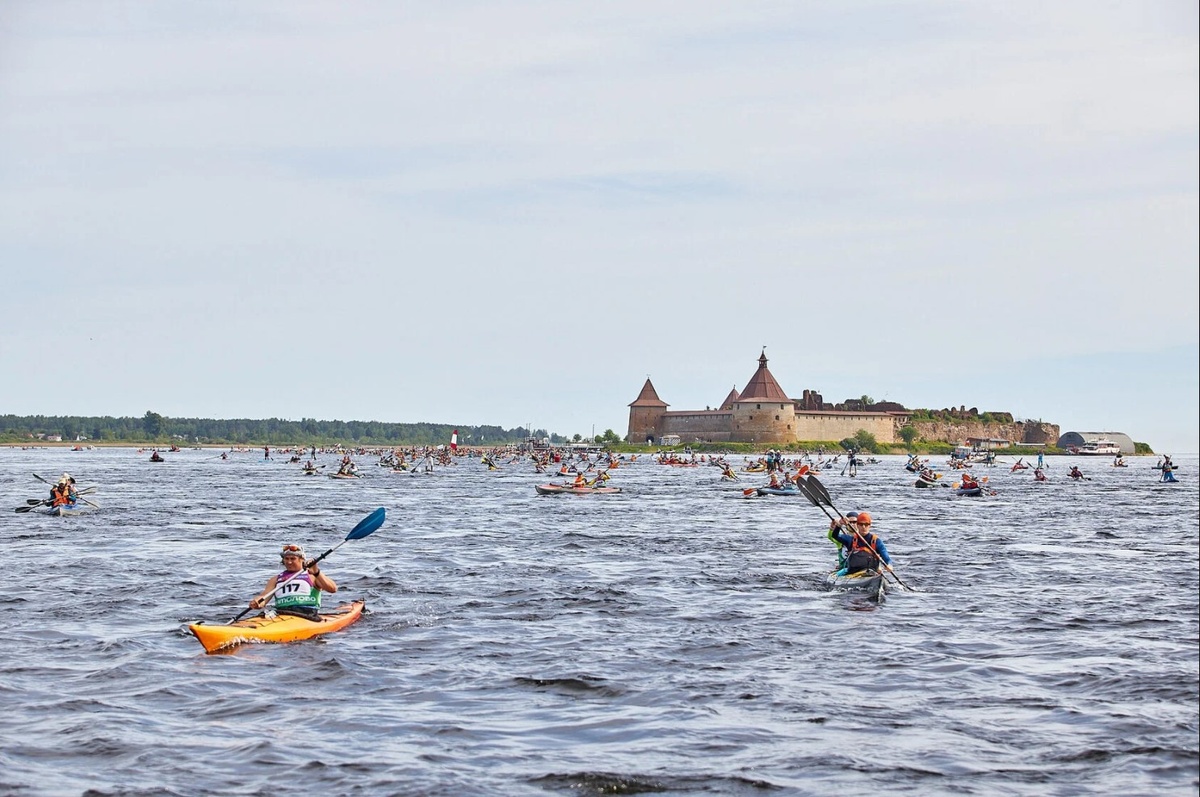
[
  {"xmin": 827, "ymin": 511, "xmax": 857, "ymax": 570},
  {"xmin": 249, "ymin": 544, "xmax": 338, "ymax": 620},
  {"xmin": 827, "ymin": 511, "xmax": 894, "ymax": 576},
  {"xmin": 50, "ymin": 473, "xmax": 78, "ymax": 507},
  {"xmin": 1068, "ymin": 465, "xmax": 1085, "ymax": 480},
  {"xmin": 960, "ymin": 473, "xmax": 980, "ymax": 491}
]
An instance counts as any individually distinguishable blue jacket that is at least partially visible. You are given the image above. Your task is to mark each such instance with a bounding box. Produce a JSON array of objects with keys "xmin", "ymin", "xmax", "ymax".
[{"xmin": 830, "ymin": 528, "xmax": 892, "ymax": 565}]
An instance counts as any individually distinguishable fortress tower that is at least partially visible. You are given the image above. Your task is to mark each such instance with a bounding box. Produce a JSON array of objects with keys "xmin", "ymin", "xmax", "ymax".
[
  {"xmin": 626, "ymin": 378, "xmax": 669, "ymax": 444},
  {"xmin": 730, "ymin": 349, "xmax": 796, "ymax": 443}
]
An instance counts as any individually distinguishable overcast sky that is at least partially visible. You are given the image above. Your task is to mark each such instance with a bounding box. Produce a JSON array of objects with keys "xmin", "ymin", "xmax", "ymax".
[{"xmin": 2, "ymin": 2, "xmax": 1196, "ymax": 452}]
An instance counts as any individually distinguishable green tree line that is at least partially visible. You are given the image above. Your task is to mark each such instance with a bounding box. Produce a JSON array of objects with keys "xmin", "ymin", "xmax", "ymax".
[{"xmin": 0, "ymin": 412, "xmax": 561, "ymax": 447}]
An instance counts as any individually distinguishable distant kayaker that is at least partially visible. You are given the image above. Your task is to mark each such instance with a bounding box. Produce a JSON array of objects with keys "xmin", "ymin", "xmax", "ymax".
[
  {"xmin": 1069, "ymin": 466, "xmax": 1085, "ymax": 480},
  {"xmin": 828, "ymin": 511, "xmax": 893, "ymax": 575},
  {"xmin": 960, "ymin": 473, "xmax": 980, "ymax": 491},
  {"xmin": 50, "ymin": 473, "xmax": 77, "ymax": 507},
  {"xmin": 249, "ymin": 544, "xmax": 337, "ymax": 620}
]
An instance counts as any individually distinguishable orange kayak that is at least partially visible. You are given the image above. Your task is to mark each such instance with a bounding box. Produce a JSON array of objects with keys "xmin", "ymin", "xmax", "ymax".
[{"xmin": 188, "ymin": 600, "xmax": 365, "ymax": 654}]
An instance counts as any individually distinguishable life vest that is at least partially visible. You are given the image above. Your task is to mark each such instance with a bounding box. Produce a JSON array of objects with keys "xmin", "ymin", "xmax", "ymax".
[
  {"xmin": 848, "ymin": 530, "xmax": 880, "ymax": 553},
  {"xmin": 273, "ymin": 571, "xmax": 320, "ymax": 610}
]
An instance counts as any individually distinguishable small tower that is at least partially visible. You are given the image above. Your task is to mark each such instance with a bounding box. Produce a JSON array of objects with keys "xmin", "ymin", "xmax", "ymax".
[{"xmin": 627, "ymin": 378, "xmax": 669, "ymax": 444}]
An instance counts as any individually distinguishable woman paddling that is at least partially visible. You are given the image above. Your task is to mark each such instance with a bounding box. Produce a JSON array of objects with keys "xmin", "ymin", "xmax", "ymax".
[{"xmin": 249, "ymin": 544, "xmax": 338, "ymax": 620}]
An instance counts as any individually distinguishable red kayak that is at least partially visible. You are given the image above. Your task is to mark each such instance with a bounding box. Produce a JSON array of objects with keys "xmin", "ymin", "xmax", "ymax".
[{"xmin": 535, "ymin": 483, "xmax": 622, "ymax": 496}]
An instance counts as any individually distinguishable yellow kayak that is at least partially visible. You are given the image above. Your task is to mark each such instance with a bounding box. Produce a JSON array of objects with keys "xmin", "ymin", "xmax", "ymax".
[{"xmin": 188, "ymin": 600, "xmax": 365, "ymax": 654}]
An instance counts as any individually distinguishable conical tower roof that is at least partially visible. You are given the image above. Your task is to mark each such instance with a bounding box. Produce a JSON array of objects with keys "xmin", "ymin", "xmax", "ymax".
[
  {"xmin": 628, "ymin": 378, "xmax": 669, "ymax": 408},
  {"xmin": 719, "ymin": 385, "xmax": 740, "ymax": 411},
  {"xmin": 739, "ymin": 349, "xmax": 789, "ymax": 401}
]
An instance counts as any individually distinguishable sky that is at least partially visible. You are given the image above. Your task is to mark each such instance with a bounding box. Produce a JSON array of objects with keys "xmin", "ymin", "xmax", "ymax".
[{"xmin": 1, "ymin": 2, "xmax": 1197, "ymax": 452}]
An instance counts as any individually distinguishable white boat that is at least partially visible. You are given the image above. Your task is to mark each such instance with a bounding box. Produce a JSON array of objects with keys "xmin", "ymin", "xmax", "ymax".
[{"xmin": 1074, "ymin": 439, "xmax": 1122, "ymax": 456}]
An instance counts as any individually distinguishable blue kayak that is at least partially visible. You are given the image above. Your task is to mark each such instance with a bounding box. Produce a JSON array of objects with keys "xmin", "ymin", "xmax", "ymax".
[
  {"xmin": 955, "ymin": 486, "xmax": 983, "ymax": 497},
  {"xmin": 756, "ymin": 486, "xmax": 802, "ymax": 496}
]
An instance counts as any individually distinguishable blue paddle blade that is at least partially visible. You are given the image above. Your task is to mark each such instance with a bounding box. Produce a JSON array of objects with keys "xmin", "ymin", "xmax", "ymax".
[{"xmin": 346, "ymin": 507, "xmax": 386, "ymax": 540}]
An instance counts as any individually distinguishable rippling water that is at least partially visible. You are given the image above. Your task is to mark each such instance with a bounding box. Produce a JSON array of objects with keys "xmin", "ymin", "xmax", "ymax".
[{"xmin": 2, "ymin": 447, "xmax": 1197, "ymax": 796}]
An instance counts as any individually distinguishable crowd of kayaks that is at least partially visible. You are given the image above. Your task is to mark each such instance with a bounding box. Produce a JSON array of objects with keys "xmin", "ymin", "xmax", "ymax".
[{"xmin": 17, "ymin": 446, "xmax": 1184, "ymax": 650}]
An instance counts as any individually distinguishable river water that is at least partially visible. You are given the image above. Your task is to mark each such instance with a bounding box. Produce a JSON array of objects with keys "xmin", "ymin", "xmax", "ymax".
[{"xmin": 2, "ymin": 447, "xmax": 1196, "ymax": 796}]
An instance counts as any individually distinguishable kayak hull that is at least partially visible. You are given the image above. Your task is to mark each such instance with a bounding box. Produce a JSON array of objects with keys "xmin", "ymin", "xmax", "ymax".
[
  {"xmin": 755, "ymin": 486, "xmax": 802, "ymax": 496},
  {"xmin": 188, "ymin": 600, "xmax": 365, "ymax": 654},
  {"xmin": 955, "ymin": 486, "xmax": 983, "ymax": 496},
  {"xmin": 825, "ymin": 569, "xmax": 886, "ymax": 600},
  {"xmin": 49, "ymin": 503, "xmax": 88, "ymax": 516},
  {"xmin": 537, "ymin": 482, "xmax": 624, "ymax": 494}
]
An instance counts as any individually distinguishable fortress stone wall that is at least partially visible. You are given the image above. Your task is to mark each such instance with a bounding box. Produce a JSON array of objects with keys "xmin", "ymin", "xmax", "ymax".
[
  {"xmin": 628, "ymin": 350, "xmax": 906, "ymax": 446},
  {"xmin": 659, "ymin": 412, "xmax": 734, "ymax": 442},
  {"xmin": 627, "ymin": 350, "xmax": 1060, "ymax": 448},
  {"xmin": 797, "ymin": 412, "xmax": 897, "ymax": 443}
]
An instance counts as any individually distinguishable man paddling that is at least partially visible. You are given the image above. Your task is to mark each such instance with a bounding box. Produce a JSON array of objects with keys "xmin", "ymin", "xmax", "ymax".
[
  {"xmin": 827, "ymin": 511, "xmax": 894, "ymax": 576},
  {"xmin": 249, "ymin": 544, "xmax": 338, "ymax": 620}
]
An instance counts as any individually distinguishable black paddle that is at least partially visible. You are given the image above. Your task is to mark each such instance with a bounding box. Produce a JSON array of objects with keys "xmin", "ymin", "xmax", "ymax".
[
  {"xmin": 227, "ymin": 507, "xmax": 387, "ymax": 624},
  {"xmin": 797, "ymin": 476, "xmax": 912, "ymax": 592}
]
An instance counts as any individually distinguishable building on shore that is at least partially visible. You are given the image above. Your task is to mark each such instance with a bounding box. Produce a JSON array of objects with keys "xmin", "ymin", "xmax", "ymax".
[
  {"xmin": 627, "ymin": 349, "xmax": 910, "ymax": 445},
  {"xmin": 1056, "ymin": 431, "xmax": 1136, "ymax": 455}
]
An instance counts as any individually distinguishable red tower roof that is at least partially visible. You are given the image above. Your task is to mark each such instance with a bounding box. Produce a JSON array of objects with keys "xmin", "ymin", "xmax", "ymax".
[
  {"xmin": 739, "ymin": 349, "xmax": 789, "ymax": 401},
  {"xmin": 628, "ymin": 378, "xmax": 669, "ymax": 408}
]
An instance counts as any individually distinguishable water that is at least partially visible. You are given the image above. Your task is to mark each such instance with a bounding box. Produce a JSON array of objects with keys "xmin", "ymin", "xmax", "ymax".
[{"xmin": 2, "ymin": 448, "xmax": 1197, "ymax": 796}]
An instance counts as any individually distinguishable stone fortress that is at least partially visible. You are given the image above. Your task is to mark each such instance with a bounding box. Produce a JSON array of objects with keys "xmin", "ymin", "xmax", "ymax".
[{"xmin": 627, "ymin": 349, "xmax": 1060, "ymax": 447}]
